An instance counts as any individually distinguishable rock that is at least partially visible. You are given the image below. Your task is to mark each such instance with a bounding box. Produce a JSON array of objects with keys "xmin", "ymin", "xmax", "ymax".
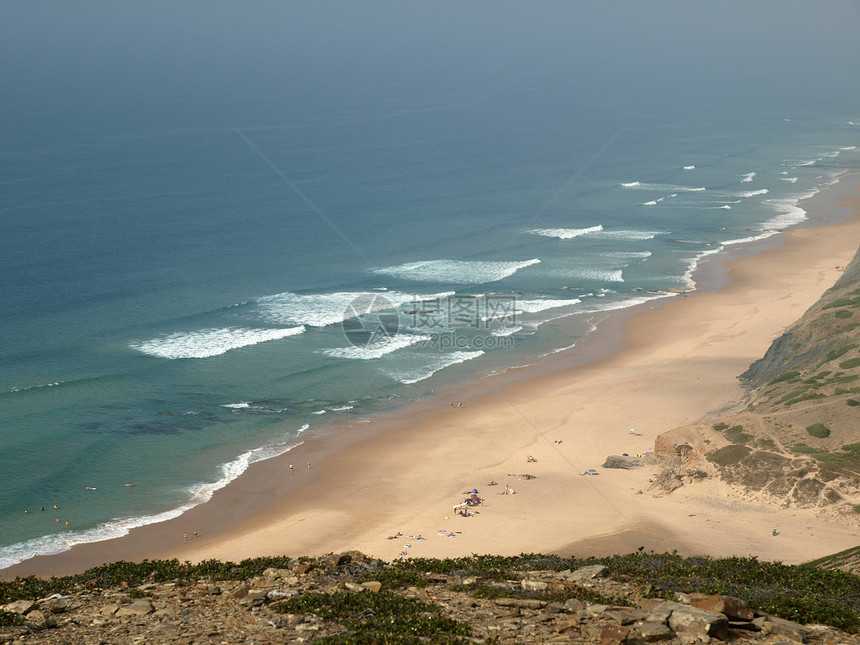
[
  {"xmin": 689, "ymin": 593, "xmax": 754, "ymax": 621},
  {"xmin": 667, "ymin": 604, "xmax": 728, "ymax": 640},
  {"xmin": 493, "ymin": 598, "xmax": 547, "ymax": 610},
  {"xmin": 360, "ymin": 581, "xmax": 382, "ymax": 593},
  {"xmin": 654, "ymin": 427, "xmax": 706, "ymax": 464},
  {"xmin": 2, "ymin": 599, "xmax": 35, "ymax": 615},
  {"xmin": 239, "ymin": 589, "xmax": 268, "ymax": 606},
  {"xmin": 263, "ymin": 567, "xmax": 292, "ymax": 580},
  {"xmin": 229, "ymin": 583, "xmax": 250, "ymax": 598},
  {"xmin": 763, "ymin": 615, "xmax": 809, "ymax": 643},
  {"xmin": 567, "ymin": 564, "xmax": 610, "ymax": 582},
  {"xmin": 424, "ymin": 573, "xmax": 451, "ymax": 584},
  {"xmin": 344, "ymin": 582, "xmax": 365, "ymax": 592},
  {"xmin": 634, "ymin": 621, "xmax": 675, "ymax": 642},
  {"xmin": 23, "ymin": 609, "xmax": 48, "ymax": 630},
  {"xmin": 115, "ymin": 598, "xmax": 154, "ymax": 617},
  {"xmin": 521, "ymin": 579, "xmax": 548, "ymax": 592},
  {"xmin": 603, "ymin": 608, "xmax": 649, "ymax": 625},
  {"xmin": 292, "ymin": 561, "xmax": 316, "ymax": 575},
  {"xmin": 563, "ymin": 598, "xmax": 584, "ymax": 612},
  {"xmin": 600, "ymin": 623, "xmax": 630, "ymax": 644},
  {"xmin": 320, "ymin": 553, "xmax": 350, "ymax": 569},
  {"xmin": 602, "ymin": 455, "xmax": 643, "ymax": 469}
]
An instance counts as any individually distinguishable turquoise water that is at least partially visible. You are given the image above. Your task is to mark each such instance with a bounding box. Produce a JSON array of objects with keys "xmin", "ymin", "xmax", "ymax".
[{"xmin": 2, "ymin": 2, "xmax": 859, "ymax": 569}]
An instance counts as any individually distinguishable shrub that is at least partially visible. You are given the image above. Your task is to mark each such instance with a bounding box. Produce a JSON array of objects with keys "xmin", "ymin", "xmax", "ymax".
[
  {"xmin": 836, "ymin": 310, "xmax": 853, "ymax": 319},
  {"xmin": 807, "ymin": 423, "xmax": 831, "ymax": 439},
  {"xmin": 847, "ymin": 399, "xmax": 860, "ymax": 407},
  {"xmin": 840, "ymin": 358, "xmax": 860, "ymax": 369},
  {"xmin": 770, "ymin": 371, "xmax": 800, "ymax": 384},
  {"xmin": 707, "ymin": 445, "xmax": 751, "ymax": 466}
]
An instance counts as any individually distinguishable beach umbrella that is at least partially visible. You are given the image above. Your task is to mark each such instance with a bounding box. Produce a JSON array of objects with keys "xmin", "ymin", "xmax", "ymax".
[
  {"xmin": 587, "ymin": 469, "xmax": 597, "ymax": 473},
  {"xmin": 471, "ymin": 488, "xmax": 478, "ymax": 494}
]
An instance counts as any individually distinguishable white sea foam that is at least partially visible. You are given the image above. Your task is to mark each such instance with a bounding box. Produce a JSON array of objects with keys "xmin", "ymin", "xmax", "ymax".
[
  {"xmin": 552, "ymin": 268, "xmax": 624, "ymax": 282},
  {"xmin": 718, "ymin": 205, "xmax": 732, "ymax": 210},
  {"xmin": 330, "ymin": 405, "xmax": 354, "ymax": 411},
  {"xmin": 604, "ymin": 251, "xmax": 652, "ymax": 260},
  {"xmin": 130, "ymin": 326, "xmax": 305, "ymax": 359},
  {"xmin": 515, "ymin": 298, "xmax": 581, "ymax": 313},
  {"xmin": 382, "ymin": 351, "xmax": 484, "ymax": 384},
  {"xmin": 320, "ymin": 333, "xmax": 431, "ymax": 360},
  {"xmin": 683, "ymin": 165, "xmax": 695, "ymax": 170},
  {"xmin": 737, "ymin": 189, "xmax": 769, "ymax": 197},
  {"xmin": 297, "ymin": 423, "xmax": 310, "ymax": 433},
  {"xmin": 575, "ymin": 291, "xmax": 675, "ymax": 314},
  {"xmin": 0, "ymin": 439, "xmax": 304, "ymax": 570},
  {"xmin": 313, "ymin": 409, "xmax": 326, "ymax": 415},
  {"xmin": 722, "ymin": 232, "xmax": 776, "ymax": 246},
  {"xmin": 256, "ymin": 290, "xmax": 454, "ymax": 327},
  {"xmin": 779, "ymin": 177, "xmax": 798, "ymax": 183},
  {"xmin": 759, "ymin": 195, "xmax": 812, "ymax": 231},
  {"xmin": 643, "ymin": 200, "xmax": 658, "ymax": 206},
  {"xmin": 222, "ymin": 402, "xmax": 251, "ymax": 409},
  {"xmin": 740, "ymin": 172, "xmax": 756, "ymax": 183},
  {"xmin": 372, "ymin": 259, "xmax": 540, "ymax": 284},
  {"xmin": 529, "ymin": 226, "xmax": 602, "ymax": 239},
  {"xmin": 592, "ymin": 230, "xmax": 666, "ymax": 240},
  {"xmin": 842, "ymin": 146, "xmax": 856, "ymax": 150},
  {"xmin": 682, "ymin": 248, "xmax": 723, "ymax": 288},
  {"xmin": 492, "ymin": 325, "xmax": 522, "ymax": 337},
  {"xmin": 621, "ymin": 182, "xmax": 706, "ymax": 192}
]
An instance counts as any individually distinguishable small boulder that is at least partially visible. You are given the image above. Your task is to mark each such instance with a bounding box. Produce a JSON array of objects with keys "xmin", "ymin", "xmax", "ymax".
[
  {"xmin": 602, "ymin": 455, "xmax": 643, "ymax": 469},
  {"xmin": 2, "ymin": 599, "xmax": 35, "ymax": 615},
  {"xmin": 360, "ymin": 581, "xmax": 382, "ymax": 593},
  {"xmin": 635, "ymin": 621, "xmax": 674, "ymax": 642},
  {"xmin": 763, "ymin": 615, "xmax": 809, "ymax": 643},
  {"xmin": 114, "ymin": 598, "xmax": 154, "ymax": 617},
  {"xmin": 567, "ymin": 564, "xmax": 610, "ymax": 582},
  {"xmin": 667, "ymin": 604, "xmax": 728, "ymax": 640},
  {"xmin": 689, "ymin": 593, "xmax": 754, "ymax": 621},
  {"xmin": 521, "ymin": 579, "xmax": 548, "ymax": 592}
]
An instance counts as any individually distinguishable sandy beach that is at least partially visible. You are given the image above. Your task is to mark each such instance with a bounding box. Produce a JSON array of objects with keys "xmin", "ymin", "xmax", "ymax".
[{"xmin": 5, "ymin": 174, "xmax": 860, "ymax": 580}]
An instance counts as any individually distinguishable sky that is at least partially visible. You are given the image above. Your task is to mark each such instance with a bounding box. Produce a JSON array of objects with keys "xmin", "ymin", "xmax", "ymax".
[{"xmin": 3, "ymin": 1, "xmax": 860, "ymax": 104}]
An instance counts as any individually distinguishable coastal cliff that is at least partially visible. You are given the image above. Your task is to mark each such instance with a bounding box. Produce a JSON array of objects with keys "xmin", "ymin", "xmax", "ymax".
[{"xmin": 652, "ymin": 243, "xmax": 860, "ymax": 518}]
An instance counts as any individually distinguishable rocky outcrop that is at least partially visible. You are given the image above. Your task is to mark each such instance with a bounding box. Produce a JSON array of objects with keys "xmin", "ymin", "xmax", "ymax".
[{"xmin": 1, "ymin": 554, "xmax": 854, "ymax": 644}]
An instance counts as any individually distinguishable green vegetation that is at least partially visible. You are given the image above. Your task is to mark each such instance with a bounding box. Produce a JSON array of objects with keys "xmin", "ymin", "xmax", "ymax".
[
  {"xmin": 0, "ymin": 609, "xmax": 23, "ymax": 627},
  {"xmin": 724, "ymin": 425, "xmax": 753, "ymax": 443},
  {"xmin": 713, "ymin": 422, "xmax": 729, "ymax": 431},
  {"xmin": 847, "ymin": 399, "xmax": 860, "ymax": 407},
  {"xmin": 835, "ymin": 310, "xmax": 853, "ymax": 319},
  {"xmin": 770, "ymin": 371, "xmax": 800, "ymax": 384},
  {"xmin": 274, "ymin": 592, "xmax": 471, "ymax": 643},
  {"xmin": 706, "ymin": 444, "xmax": 751, "ymax": 466},
  {"xmin": 819, "ymin": 344, "xmax": 857, "ymax": 366},
  {"xmin": 806, "ymin": 423, "xmax": 831, "ymax": 439},
  {"xmin": 3, "ymin": 553, "xmax": 860, "ymax": 634},
  {"xmin": 842, "ymin": 443, "xmax": 860, "ymax": 455},
  {"xmin": 776, "ymin": 389, "xmax": 826, "ymax": 406},
  {"xmin": 822, "ymin": 297, "xmax": 860, "ymax": 310},
  {"xmin": 792, "ymin": 443, "xmax": 817, "ymax": 454},
  {"xmin": 840, "ymin": 358, "xmax": 860, "ymax": 369}
]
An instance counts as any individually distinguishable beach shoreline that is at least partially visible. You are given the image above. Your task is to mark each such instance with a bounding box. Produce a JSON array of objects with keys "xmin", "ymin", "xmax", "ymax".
[{"xmin": 4, "ymin": 172, "xmax": 860, "ymax": 580}]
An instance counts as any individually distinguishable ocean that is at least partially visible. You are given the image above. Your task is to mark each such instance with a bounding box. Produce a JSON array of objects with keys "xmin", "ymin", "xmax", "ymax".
[{"xmin": 2, "ymin": 2, "xmax": 859, "ymax": 570}]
